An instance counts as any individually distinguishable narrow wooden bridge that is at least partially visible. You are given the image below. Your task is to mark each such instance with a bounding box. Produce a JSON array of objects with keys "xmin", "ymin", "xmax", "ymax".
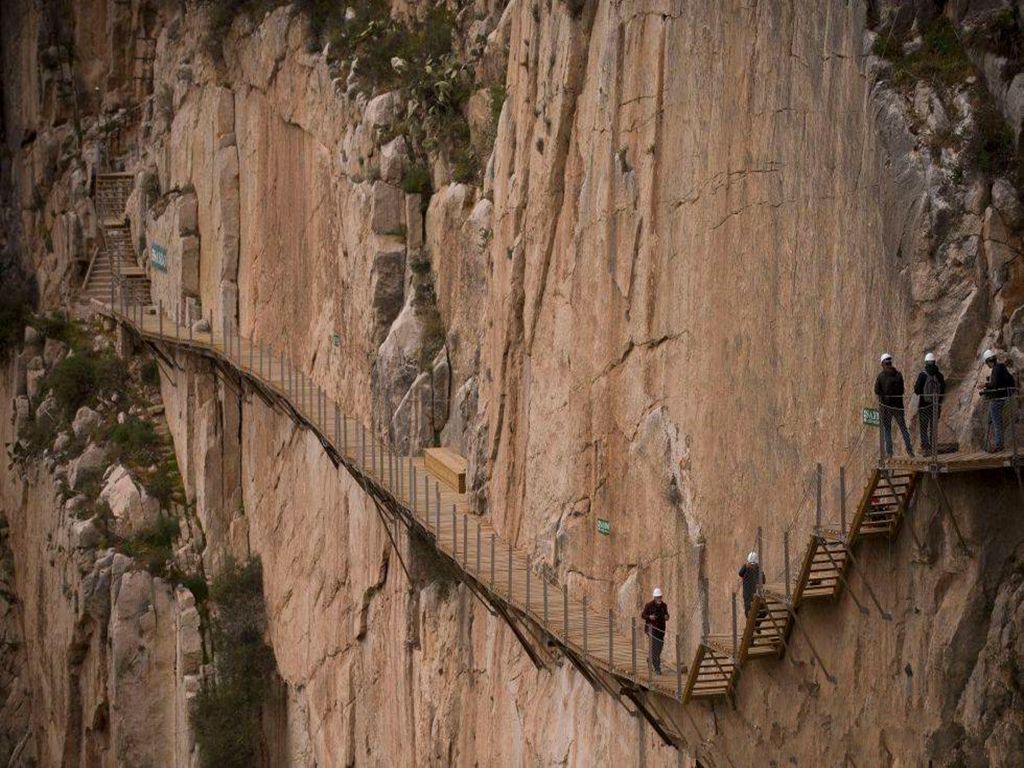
[{"xmin": 84, "ymin": 173, "xmax": 1023, "ymax": 749}]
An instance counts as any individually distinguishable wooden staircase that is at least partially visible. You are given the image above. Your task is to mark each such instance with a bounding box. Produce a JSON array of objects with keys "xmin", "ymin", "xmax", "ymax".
[
  {"xmin": 684, "ymin": 464, "xmax": 921, "ymax": 704},
  {"xmin": 684, "ymin": 639, "xmax": 738, "ymax": 700},
  {"xmin": 95, "ymin": 172, "xmax": 134, "ymax": 224},
  {"xmin": 81, "ymin": 174, "xmax": 150, "ymax": 307}
]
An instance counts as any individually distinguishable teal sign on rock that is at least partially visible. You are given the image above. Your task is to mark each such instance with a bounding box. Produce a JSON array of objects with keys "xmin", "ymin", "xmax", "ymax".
[
  {"xmin": 862, "ymin": 407, "xmax": 880, "ymax": 427},
  {"xmin": 597, "ymin": 518, "xmax": 611, "ymax": 536},
  {"xmin": 150, "ymin": 243, "xmax": 167, "ymax": 272}
]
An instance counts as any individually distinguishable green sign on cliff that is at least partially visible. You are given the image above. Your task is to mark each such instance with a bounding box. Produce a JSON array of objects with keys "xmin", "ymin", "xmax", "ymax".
[
  {"xmin": 862, "ymin": 407, "xmax": 880, "ymax": 427},
  {"xmin": 150, "ymin": 243, "xmax": 167, "ymax": 273},
  {"xmin": 597, "ymin": 518, "xmax": 611, "ymax": 536}
]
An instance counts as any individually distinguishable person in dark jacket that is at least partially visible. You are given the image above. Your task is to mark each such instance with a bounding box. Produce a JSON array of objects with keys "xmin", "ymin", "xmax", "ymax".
[
  {"xmin": 875, "ymin": 353, "xmax": 914, "ymax": 458},
  {"xmin": 641, "ymin": 588, "xmax": 670, "ymax": 674},
  {"xmin": 913, "ymin": 352, "xmax": 946, "ymax": 452},
  {"xmin": 979, "ymin": 349, "xmax": 1018, "ymax": 451},
  {"xmin": 738, "ymin": 552, "xmax": 765, "ymax": 617}
]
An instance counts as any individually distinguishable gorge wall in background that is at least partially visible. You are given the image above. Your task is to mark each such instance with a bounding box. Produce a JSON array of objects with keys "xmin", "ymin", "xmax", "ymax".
[{"xmin": 2, "ymin": 0, "xmax": 1024, "ymax": 765}]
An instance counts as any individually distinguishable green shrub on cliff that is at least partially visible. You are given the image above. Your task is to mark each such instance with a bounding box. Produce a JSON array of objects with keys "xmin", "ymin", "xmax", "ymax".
[
  {"xmin": 192, "ymin": 558, "xmax": 279, "ymax": 768},
  {"xmin": 44, "ymin": 349, "xmax": 125, "ymax": 418}
]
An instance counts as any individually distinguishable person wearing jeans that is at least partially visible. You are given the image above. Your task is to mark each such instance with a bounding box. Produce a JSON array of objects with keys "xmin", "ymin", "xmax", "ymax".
[
  {"xmin": 875, "ymin": 353, "xmax": 914, "ymax": 458},
  {"xmin": 980, "ymin": 349, "xmax": 1018, "ymax": 451}
]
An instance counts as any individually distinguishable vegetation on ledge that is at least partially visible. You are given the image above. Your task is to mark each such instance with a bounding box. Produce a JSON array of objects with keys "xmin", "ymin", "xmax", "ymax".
[{"xmin": 192, "ymin": 558, "xmax": 279, "ymax": 768}]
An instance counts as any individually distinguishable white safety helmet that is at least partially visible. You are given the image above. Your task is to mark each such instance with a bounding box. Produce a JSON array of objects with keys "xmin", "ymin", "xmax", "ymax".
[
  {"xmin": 880, "ymin": 353, "xmax": 893, "ymax": 363},
  {"xmin": 924, "ymin": 352, "xmax": 936, "ymax": 363},
  {"xmin": 747, "ymin": 551, "xmax": 759, "ymax": 565},
  {"xmin": 983, "ymin": 348, "xmax": 997, "ymax": 362},
  {"xmin": 653, "ymin": 587, "xmax": 663, "ymax": 598}
]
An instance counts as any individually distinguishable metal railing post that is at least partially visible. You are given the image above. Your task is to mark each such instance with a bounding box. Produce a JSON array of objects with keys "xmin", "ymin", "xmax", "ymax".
[
  {"xmin": 878, "ymin": 399, "xmax": 886, "ymax": 464},
  {"xmin": 1011, "ymin": 394, "xmax": 1019, "ymax": 464},
  {"xmin": 526, "ymin": 557, "xmax": 531, "ymax": 611},
  {"xmin": 507, "ymin": 543, "xmax": 513, "ymax": 600},
  {"xmin": 815, "ymin": 463, "xmax": 822, "ymax": 532},
  {"xmin": 476, "ymin": 520, "xmax": 481, "ymax": 576},
  {"xmin": 543, "ymin": 576, "xmax": 549, "ymax": 625},
  {"xmin": 158, "ymin": 300, "xmax": 163, "ymax": 336},
  {"xmin": 608, "ymin": 610, "xmax": 614, "ymax": 669},
  {"xmin": 434, "ymin": 485, "xmax": 440, "ymax": 531},
  {"xmin": 732, "ymin": 591, "xmax": 738, "ymax": 657},
  {"xmin": 563, "ymin": 585, "xmax": 569, "ymax": 641},
  {"xmin": 676, "ymin": 634, "xmax": 683, "ymax": 699},
  {"xmin": 840, "ymin": 465, "xmax": 847, "ymax": 535},
  {"xmin": 631, "ymin": 617, "xmax": 638, "ymax": 677},
  {"xmin": 452, "ymin": 505, "xmax": 457, "ymax": 558},
  {"xmin": 490, "ymin": 534, "xmax": 495, "ymax": 586},
  {"xmin": 582, "ymin": 597, "xmax": 588, "ymax": 656},
  {"xmin": 411, "ymin": 466, "xmax": 417, "ymax": 511},
  {"xmin": 784, "ymin": 530, "xmax": 791, "ymax": 602},
  {"xmin": 334, "ymin": 404, "xmax": 340, "ymax": 447},
  {"xmin": 174, "ymin": 302, "xmax": 179, "ymax": 339},
  {"xmin": 372, "ymin": 423, "xmax": 380, "ymax": 479},
  {"xmin": 462, "ymin": 514, "xmax": 468, "ymax": 566},
  {"xmin": 249, "ymin": 335, "xmax": 253, "ymax": 371}
]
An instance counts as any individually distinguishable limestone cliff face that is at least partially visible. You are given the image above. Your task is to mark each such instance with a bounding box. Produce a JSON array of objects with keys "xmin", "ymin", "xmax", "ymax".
[{"xmin": 3, "ymin": 0, "xmax": 1024, "ymax": 765}]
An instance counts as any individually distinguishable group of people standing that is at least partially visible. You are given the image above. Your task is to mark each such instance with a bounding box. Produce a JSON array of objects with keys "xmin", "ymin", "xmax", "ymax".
[
  {"xmin": 636, "ymin": 348, "xmax": 1018, "ymax": 676},
  {"xmin": 874, "ymin": 348, "xmax": 1018, "ymax": 457}
]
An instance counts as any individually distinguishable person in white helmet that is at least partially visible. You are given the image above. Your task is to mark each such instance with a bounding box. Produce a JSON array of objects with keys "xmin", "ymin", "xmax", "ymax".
[
  {"xmin": 978, "ymin": 349, "xmax": 1018, "ymax": 451},
  {"xmin": 641, "ymin": 587, "xmax": 670, "ymax": 674},
  {"xmin": 738, "ymin": 552, "xmax": 765, "ymax": 617},
  {"xmin": 874, "ymin": 353, "xmax": 914, "ymax": 458},
  {"xmin": 913, "ymin": 352, "xmax": 946, "ymax": 452}
]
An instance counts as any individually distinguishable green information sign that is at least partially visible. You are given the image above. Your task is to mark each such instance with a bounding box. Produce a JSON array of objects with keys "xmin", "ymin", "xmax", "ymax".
[
  {"xmin": 150, "ymin": 243, "xmax": 167, "ymax": 273},
  {"xmin": 597, "ymin": 518, "xmax": 611, "ymax": 536},
  {"xmin": 332, "ymin": 334, "xmax": 341, "ymax": 347},
  {"xmin": 862, "ymin": 407, "xmax": 880, "ymax": 427}
]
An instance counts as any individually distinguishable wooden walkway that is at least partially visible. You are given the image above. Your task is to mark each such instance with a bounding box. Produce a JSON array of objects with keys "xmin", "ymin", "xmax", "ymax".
[
  {"xmin": 106, "ymin": 298, "xmax": 689, "ymax": 704},
  {"xmin": 86, "ymin": 172, "xmax": 1022, "ymax": 748}
]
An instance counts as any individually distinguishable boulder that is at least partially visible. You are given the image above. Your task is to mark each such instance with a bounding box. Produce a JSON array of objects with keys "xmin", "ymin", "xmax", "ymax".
[
  {"xmin": 991, "ymin": 178, "xmax": 1023, "ymax": 230},
  {"xmin": 72, "ymin": 406, "xmax": 102, "ymax": 438},
  {"xmin": 371, "ymin": 182, "xmax": 405, "ymax": 234},
  {"xmin": 100, "ymin": 465, "xmax": 161, "ymax": 537},
  {"xmin": 176, "ymin": 588, "xmax": 204, "ymax": 675},
  {"xmin": 380, "ymin": 136, "xmax": 410, "ymax": 185},
  {"xmin": 25, "ymin": 368, "xmax": 45, "ymax": 399},
  {"xmin": 23, "ymin": 326, "xmax": 40, "ymax": 347},
  {"xmin": 43, "ymin": 337, "xmax": 67, "ymax": 367},
  {"xmin": 63, "ymin": 494, "xmax": 88, "ymax": 517},
  {"xmin": 53, "ymin": 431, "xmax": 71, "ymax": 453},
  {"xmin": 71, "ymin": 518, "xmax": 102, "ymax": 549},
  {"xmin": 364, "ymin": 91, "xmax": 401, "ymax": 128},
  {"xmin": 191, "ymin": 318, "xmax": 211, "ymax": 334},
  {"xmin": 69, "ymin": 443, "xmax": 109, "ymax": 489}
]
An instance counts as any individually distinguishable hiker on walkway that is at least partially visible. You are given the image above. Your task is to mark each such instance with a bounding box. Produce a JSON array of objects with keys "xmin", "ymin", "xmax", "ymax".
[
  {"xmin": 875, "ymin": 353, "xmax": 914, "ymax": 458},
  {"xmin": 641, "ymin": 588, "xmax": 669, "ymax": 674},
  {"xmin": 738, "ymin": 552, "xmax": 764, "ymax": 617},
  {"xmin": 913, "ymin": 352, "xmax": 946, "ymax": 452},
  {"xmin": 979, "ymin": 349, "xmax": 1018, "ymax": 452}
]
